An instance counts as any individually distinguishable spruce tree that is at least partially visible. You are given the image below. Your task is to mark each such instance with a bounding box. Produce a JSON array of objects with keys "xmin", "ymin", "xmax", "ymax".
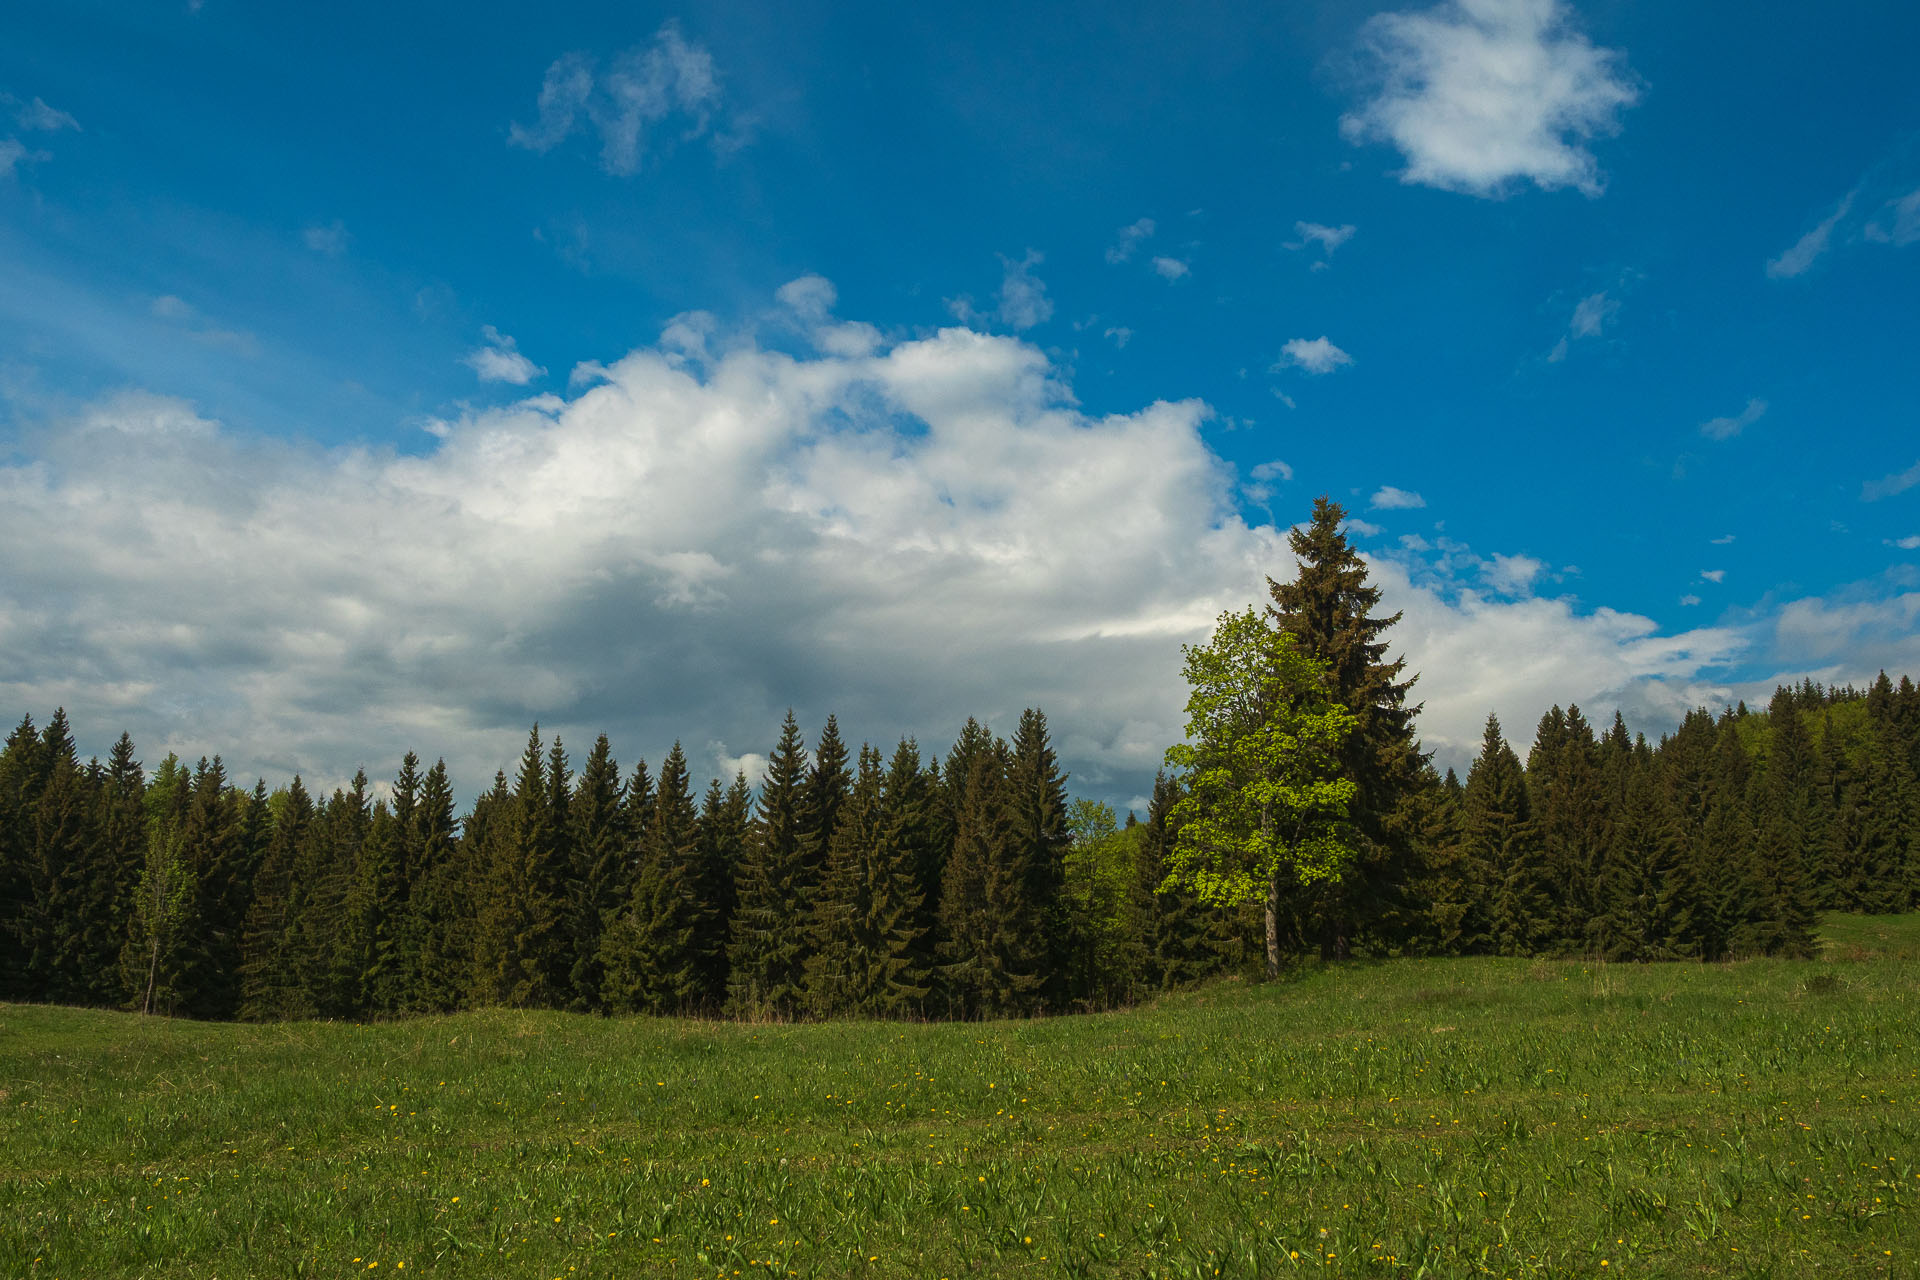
[
  {"xmin": 1749, "ymin": 688, "xmax": 1820, "ymax": 956},
  {"xmin": 0, "ymin": 713, "xmax": 44, "ymax": 999},
  {"xmin": 600, "ymin": 743, "xmax": 703, "ymax": 1014},
  {"xmin": 1003, "ymin": 708, "xmax": 1071, "ymax": 1010},
  {"xmin": 409, "ymin": 759, "xmax": 470, "ymax": 1011},
  {"xmin": 691, "ymin": 772, "xmax": 751, "ymax": 1006},
  {"xmin": 727, "ymin": 712, "xmax": 810, "ymax": 1016},
  {"xmin": 473, "ymin": 729, "xmax": 573, "ymax": 1007},
  {"xmin": 1461, "ymin": 715, "xmax": 1549, "ymax": 957},
  {"xmin": 566, "ymin": 735, "xmax": 627, "ymax": 1011},
  {"xmin": 238, "ymin": 777, "xmax": 314, "ymax": 1020},
  {"xmin": 1267, "ymin": 496, "xmax": 1425, "ymax": 957}
]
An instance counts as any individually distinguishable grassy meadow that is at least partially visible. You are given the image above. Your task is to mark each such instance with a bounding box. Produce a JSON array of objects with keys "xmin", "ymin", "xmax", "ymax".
[{"xmin": 5, "ymin": 915, "xmax": 1918, "ymax": 1279}]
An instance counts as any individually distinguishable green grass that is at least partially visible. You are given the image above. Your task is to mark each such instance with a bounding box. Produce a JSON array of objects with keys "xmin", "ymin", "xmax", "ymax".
[{"xmin": 6, "ymin": 918, "xmax": 1919, "ymax": 1279}]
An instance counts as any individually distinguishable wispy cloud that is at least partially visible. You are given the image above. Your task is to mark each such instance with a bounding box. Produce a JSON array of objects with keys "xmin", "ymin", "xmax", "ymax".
[
  {"xmin": 464, "ymin": 325, "xmax": 545, "ymax": 384},
  {"xmin": 1768, "ymin": 191, "xmax": 1856, "ymax": 279},
  {"xmin": 1288, "ymin": 221, "xmax": 1357, "ymax": 257},
  {"xmin": 1887, "ymin": 535, "xmax": 1920, "ymax": 551},
  {"xmin": 1150, "ymin": 255, "xmax": 1190, "ymax": 281},
  {"xmin": 1105, "ymin": 217, "xmax": 1156, "ymax": 264},
  {"xmin": 1546, "ymin": 288, "xmax": 1621, "ymax": 362},
  {"xmin": 1102, "ymin": 326, "xmax": 1132, "ymax": 348},
  {"xmin": 14, "ymin": 96, "xmax": 80, "ymax": 133},
  {"xmin": 1339, "ymin": 0, "xmax": 1640, "ymax": 197},
  {"xmin": 993, "ymin": 250, "xmax": 1053, "ymax": 330},
  {"xmin": 509, "ymin": 22, "xmax": 728, "ymax": 177},
  {"xmin": 1863, "ymin": 458, "xmax": 1920, "ymax": 502},
  {"xmin": 1699, "ymin": 397, "xmax": 1766, "ymax": 441},
  {"xmin": 302, "ymin": 220, "xmax": 350, "ymax": 255},
  {"xmin": 148, "ymin": 294, "xmax": 260, "ymax": 357},
  {"xmin": 1371, "ymin": 485, "xmax": 1427, "ymax": 510},
  {"xmin": 1700, "ymin": 569, "xmax": 1726, "ymax": 584},
  {"xmin": 1277, "ymin": 336, "xmax": 1354, "ymax": 375},
  {"xmin": 1710, "ymin": 533, "xmax": 1736, "ymax": 545}
]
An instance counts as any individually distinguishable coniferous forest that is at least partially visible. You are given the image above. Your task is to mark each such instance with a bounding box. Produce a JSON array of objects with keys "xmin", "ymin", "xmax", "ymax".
[{"xmin": 3, "ymin": 501, "xmax": 1917, "ymax": 1022}]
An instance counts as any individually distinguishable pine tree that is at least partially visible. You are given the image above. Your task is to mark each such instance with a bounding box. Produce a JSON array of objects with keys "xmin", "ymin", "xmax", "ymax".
[
  {"xmin": 727, "ymin": 712, "xmax": 810, "ymax": 1016},
  {"xmin": 938, "ymin": 743, "xmax": 1010, "ymax": 1018},
  {"xmin": 600, "ymin": 743, "xmax": 704, "ymax": 1014},
  {"xmin": 1528, "ymin": 705, "xmax": 1611, "ymax": 952},
  {"xmin": 565, "ymin": 735, "xmax": 628, "ymax": 1011},
  {"xmin": 85, "ymin": 733, "xmax": 147, "ymax": 1005},
  {"xmin": 1462, "ymin": 715, "xmax": 1549, "ymax": 957},
  {"xmin": 177, "ymin": 757, "xmax": 253, "ymax": 1019},
  {"xmin": 238, "ymin": 777, "xmax": 314, "ymax": 1020},
  {"xmin": 1133, "ymin": 772, "xmax": 1233, "ymax": 991},
  {"xmin": 1698, "ymin": 711, "xmax": 1765, "ymax": 959},
  {"xmin": 22, "ymin": 709, "xmax": 98, "ymax": 1003},
  {"xmin": 1749, "ymin": 688, "xmax": 1820, "ymax": 956},
  {"xmin": 473, "ymin": 729, "xmax": 573, "ymax": 1007},
  {"xmin": 691, "ymin": 772, "xmax": 751, "ymax": 1006},
  {"xmin": 1003, "ymin": 708, "xmax": 1071, "ymax": 1010},
  {"xmin": 1267, "ymin": 495, "xmax": 1425, "ymax": 958},
  {"xmin": 409, "ymin": 758, "xmax": 470, "ymax": 1011},
  {"xmin": 0, "ymin": 713, "xmax": 45, "ymax": 998}
]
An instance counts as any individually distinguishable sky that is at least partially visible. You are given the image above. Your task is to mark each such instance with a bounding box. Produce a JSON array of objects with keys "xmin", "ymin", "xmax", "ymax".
[{"xmin": 2, "ymin": 0, "xmax": 1918, "ymax": 811}]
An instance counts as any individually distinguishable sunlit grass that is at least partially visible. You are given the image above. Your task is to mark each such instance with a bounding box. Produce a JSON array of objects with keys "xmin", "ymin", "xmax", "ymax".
[{"xmin": 5, "ymin": 915, "xmax": 1918, "ymax": 1277}]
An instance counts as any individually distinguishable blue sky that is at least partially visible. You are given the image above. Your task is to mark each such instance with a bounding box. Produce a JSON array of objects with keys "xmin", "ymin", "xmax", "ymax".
[{"xmin": 3, "ymin": 0, "xmax": 1918, "ymax": 806}]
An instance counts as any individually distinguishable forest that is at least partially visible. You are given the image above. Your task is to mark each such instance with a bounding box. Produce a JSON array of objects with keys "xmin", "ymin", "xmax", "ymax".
[{"xmin": 2, "ymin": 499, "xmax": 1916, "ymax": 1022}]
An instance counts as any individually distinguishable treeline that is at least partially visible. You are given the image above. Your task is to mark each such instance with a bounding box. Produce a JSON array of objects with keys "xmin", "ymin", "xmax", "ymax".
[
  {"xmin": 0, "ymin": 707, "xmax": 1153, "ymax": 1021},
  {"xmin": 2, "ymin": 499, "xmax": 1916, "ymax": 1021}
]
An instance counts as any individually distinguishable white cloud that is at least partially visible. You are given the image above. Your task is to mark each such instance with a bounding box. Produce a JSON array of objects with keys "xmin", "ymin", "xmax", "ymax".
[
  {"xmin": 994, "ymin": 250, "xmax": 1053, "ymax": 331},
  {"xmin": 1370, "ymin": 485, "xmax": 1427, "ymax": 510},
  {"xmin": 1150, "ymin": 256, "xmax": 1190, "ymax": 281},
  {"xmin": 1251, "ymin": 460, "xmax": 1294, "ymax": 483},
  {"xmin": 1710, "ymin": 533, "xmax": 1735, "ymax": 545},
  {"xmin": 1768, "ymin": 191, "xmax": 1855, "ymax": 279},
  {"xmin": 1864, "ymin": 459, "xmax": 1920, "ymax": 502},
  {"xmin": 147, "ymin": 294, "xmax": 260, "ymax": 357},
  {"xmin": 1339, "ymin": 0, "xmax": 1640, "ymax": 197},
  {"xmin": 1679, "ymin": 594, "xmax": 1701, "ymax": 607},
  {"xmin": 1483, "ymin": 552, "xmax": 1544, "ymax": 596},
  {"xmin": 1568, "ymin": 290, "xmax": 1617, "ymax": 338},
  {"xmin": 0, "ymin": 137, "xmax": 37, "ymax": 178},
  {"xmin": 4, "ymin": 301, "xmax": 1902, "ymax": 802},
  {"xmin": 776, "ymin": 274, "xmax": 837, "ymax": 321},
  {"xmin": 1699, "ymin": 397, "xmax": 1766, "ymax": 442},
  {"xmin": 1864, "ymin": 188, "xmax": 1920, "ymax": 247},
  {"xmin": 1700, "ymin": 569, "xmax": 1726, "ymax": 584},
  {"xmin": 1103, "ymin": 326, "xmax": 1132, "ymax": 349},
  {"xmin": 1105, "ymin": 217, "xmax": 1156, "ymax": 264},
  {"xmin": 1277, "ymin": 336, "xmax": 1354, "ymax": 375},
  {"xmin": 508, "ymin": 23, "xmax": 725, "ymax": 176},
  {"xmin": 464, "ymin": 325, "xmax": 546, "ymax": 384},
  {"xmin": 16, "ymin": 97, "xmax": 80, "ymax": 132},
  {"xmin": 1888, "ymin": 536, "xmax": 1920, "ymax": 551},
  {"xmin": 1288, "ymin": 221, "xmax": 1357, "ymax": 256},
  {"xmin": 303, "ymin": 220, "xmax": 350, "ymax": 255}
]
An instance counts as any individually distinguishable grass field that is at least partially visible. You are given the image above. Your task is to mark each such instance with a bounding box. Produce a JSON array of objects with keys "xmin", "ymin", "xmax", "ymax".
[{"xmin": 5, "ymin": 916, "xmax": 1918, "ymax": 1279}]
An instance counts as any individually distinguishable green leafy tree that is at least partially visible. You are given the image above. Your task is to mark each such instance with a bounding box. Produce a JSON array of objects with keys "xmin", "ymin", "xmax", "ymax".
[
  {"xmin": 1162, "ymin": 606, "xmax": 1358, "ymax": 978},
  {"xmin": 1268, "ymin": 496, "xmax": 1425, "ymax": 957}
]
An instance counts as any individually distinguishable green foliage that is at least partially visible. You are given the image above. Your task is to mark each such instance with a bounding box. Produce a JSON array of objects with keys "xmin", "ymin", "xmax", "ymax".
[{"xmin": 1162, "ymin": 607, "xmax": 1357, "ymax": 913}]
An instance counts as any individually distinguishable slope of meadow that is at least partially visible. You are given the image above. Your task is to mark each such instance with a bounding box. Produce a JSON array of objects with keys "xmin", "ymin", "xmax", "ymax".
[{"xmin": 5, "ymin": 917, "xmax": 1918, "ymax": 1279}]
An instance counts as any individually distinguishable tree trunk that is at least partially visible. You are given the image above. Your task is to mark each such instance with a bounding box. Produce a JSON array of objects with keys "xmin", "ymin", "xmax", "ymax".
[{"xmin": 1264, "ymin": 870, "xmax": 1281, "ymax": 978}]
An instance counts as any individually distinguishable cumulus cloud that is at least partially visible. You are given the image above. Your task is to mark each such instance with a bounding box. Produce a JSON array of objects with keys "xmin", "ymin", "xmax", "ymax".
[
  {"xmin": 1699, "ymin": 397, "xmax": 1766, "ymax": 442},
  {"xmin": 1863, "ymin": 459, "xmax": 1920, "ymax": 502},
  {"xmin": 1370, "ymin": 485, "xmax": 1427, "ymax": 510},
  {"xmin": 1483, "ymin": 552, "xmax": 1544, "ymax": 595},
  {"xmin": 1339, "ymin": 0, "xmax": 1639, "ymax": 197},
  {"xmin": 1105, "ymin": 217, "xmax": 1156, "ymax": 264},
  {"xmin": 508, "ymin": 23, "xmax": 726, "ymax": 176},
  {"xmin": 2, "ymin": 297, "xmax": 1892, "ymax": 800},
  {"xmin": 1679, "ymin": 594, "xmax": 1701, "ymax": 607},
  {"xmin": 1150, "ymin": 256, "xmax": 1190, "ymax": 281},
  {"xmin": 1277, "ymin": 336, "xmax": 1354, "ymax": 375},
  {"xmin": 463, "ymin": 325, "xmax": 546, "ymax": 384},
  {"xmin": 1700, "ymin": 569, "xmax": 1726, "ymax": 584},
  {"xmin": 1890, "ymin": 535, "xmax": 1920, "ymax": 551}
]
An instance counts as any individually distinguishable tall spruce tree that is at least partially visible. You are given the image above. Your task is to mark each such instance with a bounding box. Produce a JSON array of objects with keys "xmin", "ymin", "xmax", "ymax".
[
  {"xmin": 727, "ymin": 712, "xmax": 811, "ymax": 1016},
  {"xmin": 691, "ymin": 771, "xmax": 751, "ymax": 1006},
  {"xmin": 1267, "ymin": 496, "xmax": 1424, "ymax": 957},
  {"xmin": 565, "ymin": 735, "xmax": 628, "ymax": 1011},
  {"xmin": 409, "ymin": 758, "xmax": 470, "ymax": 1011},
  {"xmin": 600, "ymin": 743, "xmax": 703, "ymax": 1014},
  {"xmin": 1461, "ymin": 715, "xmax": 1549, "ymax": 956}
]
